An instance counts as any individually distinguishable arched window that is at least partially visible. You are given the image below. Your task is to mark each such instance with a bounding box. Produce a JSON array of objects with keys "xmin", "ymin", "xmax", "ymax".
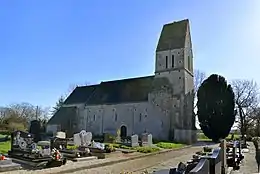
[
  {"xmin": 166, "ymin": 56, "xmax": 168, "ymax": 68},
  {"xmin": 115, "ymin": 113, "xmax": 117, "ymax": 121},
  {"xmin": 171, "ymin": 55, "xmax": 174, "ymax": 67}
]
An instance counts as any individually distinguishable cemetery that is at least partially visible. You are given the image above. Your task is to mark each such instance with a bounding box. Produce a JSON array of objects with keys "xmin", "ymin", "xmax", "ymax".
[{"xmin": 0, "ymin": 124, "xmax": 188, "ymax": 173}]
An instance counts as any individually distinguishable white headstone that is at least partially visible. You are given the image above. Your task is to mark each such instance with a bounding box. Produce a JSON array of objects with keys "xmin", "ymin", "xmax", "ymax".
[
  {"xmin": 147, "ymin": 134, "xmax": 153, "ymax": 146},
  {"xmin": 141, "ymin": 133, "xmax": 152, "ymax": 146},
  {"xmin": 131, "ymin": 134, "xmax": 139, "ymax": 147},
  {"xmin": 42, "ymin": 148, "xmax": 51, "ymax": 156},
  {"xmin": 55, "ymin": 131, "xmax": 66, "ymax": 139},
  {"xmin": 74, "ymin": 133, "xmax": 81, "ymax": 146},
  {"xmin": 74, "ymin": 130, "xmax": 92, "ymax": 146},
  {"xmin": 80, "ymin": 131, "xmax": 92, "ymax": 146},
  {"xmin": 84, "ymin": 132, "xmax": 92, "ymax": 146}
]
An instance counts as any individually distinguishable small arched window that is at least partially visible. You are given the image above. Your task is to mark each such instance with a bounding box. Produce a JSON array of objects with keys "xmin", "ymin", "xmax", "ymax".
[{"xmin": 115, "ymin": 113, "xmax": 117, "ymax": 122}]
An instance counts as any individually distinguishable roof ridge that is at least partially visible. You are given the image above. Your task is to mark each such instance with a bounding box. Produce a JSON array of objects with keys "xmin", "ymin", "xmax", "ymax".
[
  {"xmin": 164, "ymin": 19, "xmax": 189, "ymax": 26},
  {"xmin": 101, "ymin": 75, "xmax": 154, "ymax": 84}
]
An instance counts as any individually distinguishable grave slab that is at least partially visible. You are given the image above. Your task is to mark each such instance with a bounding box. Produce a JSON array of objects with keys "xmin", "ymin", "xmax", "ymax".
[
  {"xmin": 0, "ymin": 158, "xmax": 21, "ymax": 172},
  {"xmin": 71, "ymin": 156, "xmax": 97, "ymax": 162}
]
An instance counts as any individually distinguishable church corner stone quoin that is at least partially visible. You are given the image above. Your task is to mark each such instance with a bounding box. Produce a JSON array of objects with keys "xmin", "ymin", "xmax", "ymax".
[{"xmin": 47, "ymin": 19, "xmax": 197, "ymax": 144}]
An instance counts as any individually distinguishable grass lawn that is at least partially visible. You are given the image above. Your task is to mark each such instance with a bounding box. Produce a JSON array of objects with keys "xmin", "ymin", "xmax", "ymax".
[
  {"xmin": 197, "ymin": 132, "xmax": 241, "ymax": 141},
  {"xmin": 0, "ymin": 141, "xmax": 11, "ymax": 154},
  {"xmin": 105, "ymin": 142, "xmax": 185, "ymax": 153},
  {"xmin": 155, "ymin": 142, "xmax": 185, "ymax": 149}
]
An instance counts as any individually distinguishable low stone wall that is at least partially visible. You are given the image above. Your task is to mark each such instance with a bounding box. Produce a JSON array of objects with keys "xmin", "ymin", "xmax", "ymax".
[{"xmin": 174, "ymin": 129, "xmax": 197, "ymax": 144}]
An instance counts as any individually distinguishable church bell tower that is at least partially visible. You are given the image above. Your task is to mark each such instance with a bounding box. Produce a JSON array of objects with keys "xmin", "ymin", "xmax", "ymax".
[{"xmin": 155, "ymin": 19, "xmax": 196, "ymax": 144}]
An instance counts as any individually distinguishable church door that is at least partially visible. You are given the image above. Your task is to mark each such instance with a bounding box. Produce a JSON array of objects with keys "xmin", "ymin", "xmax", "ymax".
[{"xmin": 120, "ymin": 125, "xmax": 127, "ymax": 138}]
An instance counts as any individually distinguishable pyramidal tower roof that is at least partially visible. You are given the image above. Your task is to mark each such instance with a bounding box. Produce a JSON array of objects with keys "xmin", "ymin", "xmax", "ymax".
[{"xmin": 156, "ymin": 19, "xmax": 189, "ymax": 52}]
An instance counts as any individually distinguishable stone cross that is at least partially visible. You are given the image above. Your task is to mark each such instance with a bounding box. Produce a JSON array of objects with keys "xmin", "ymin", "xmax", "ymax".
[{"xmin": 116, "ymin": 129, "xmax": 121, "ymax": 143}]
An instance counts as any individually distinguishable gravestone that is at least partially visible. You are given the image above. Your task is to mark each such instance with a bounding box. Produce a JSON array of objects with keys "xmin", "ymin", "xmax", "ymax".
[
  {"xmin": 131, "ymin": 134, "xmax": 139, "ymax": 147},
  {"xmin": 29, "ymin": 120, "xmax": 41, "ymax": 143},
  {"xmin": 81, "ymin": 131, "xmax": 92, "ymax": 146},
  {"xmin": 74, "ymin": 133, "xmax": 81, "ymax": 146},
  {"xmin": 141, "ymin": 133, "xmax": 152, "ymax": 146},
  {"xmin": 147, "ymin": 134, "xmax": 153, "ymax": 146},
  {"xmin": 189, "ymin": 158, "xmax": 210, "ymax": 174},
  {"xmin": 74, "ymin": 130, "xmax": 92, "ymax": 146},
  {"xmin": 202, "ymin": 147, "xmax": 221, "ymax": 174},
  {"xmin": 55, "ymin": 131, "xmax": 66, "ymax": 139},
  {"xmin": 141, "ymin": 133, "xmax": 148, "ymax": 146}
]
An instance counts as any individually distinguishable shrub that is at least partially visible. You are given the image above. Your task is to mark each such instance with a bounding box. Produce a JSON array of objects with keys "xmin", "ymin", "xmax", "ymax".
[
  {"xmin": 103, "ymin": 133, "xmax": 116, "ymax": 143},
  {"xmin": 197, "ymin": 133, "xmax": 210, "ymax": 140},
  {"xmin": 203, "ymin": 146, "xmax": 212, "ymax": 152},
  {"xmin": 105, "ymin": 143, "xmax": 131, "ymax": 149},
  {"xmin": 105, "ymin": 144, "xmax": 116, "ymax": 153},
  {"xmin": 156, "ymin": 142, "xmax": 185, "ymax": 149},
  {"xmin": 67, "ymin": 145, "xmax": 78, "ymax": 150},
  {"xmin": 92, "ymin": 134, "xmax": 104, "ymax": 142},
  {"xmin": 7, "ymin": 122, "xmax": 27, "ymax": 132},
  {"xmin": 0, "ymin": 141, "xmax": 11, "ymax": 154},
  {"xmin": 0, "ymin": 130, "xmax": 11, "ymax": 136}
]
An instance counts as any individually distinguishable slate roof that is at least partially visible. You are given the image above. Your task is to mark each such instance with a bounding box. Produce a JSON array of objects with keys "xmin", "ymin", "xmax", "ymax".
[
  {"xmin": 156, "ymin": 19, "xmax": 189, "ymax": 52},
  {"xmin": 48, "ymin": 76, "xmax": 155, "ymax": 125},
  {"xmin": 63, "ymin": 85, "xmax": 98, "ymax": 105},
  {"xmin": 47, "ymin": 107, "xmax": 77, "ymax": 125},
  {"xmin": 87, "ymin": 76, "xmax": 155, "ymax": 105},
  {"xmin": 63, "ymin": 76, "xmax": 155, "ymax": 106}
]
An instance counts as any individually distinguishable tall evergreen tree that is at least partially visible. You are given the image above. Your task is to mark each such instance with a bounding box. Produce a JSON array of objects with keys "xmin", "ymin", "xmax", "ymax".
[
  {"xmin": 197, "ymin": 74, "xmax": 236, "ymax": 142},
  {"xmin": 52, "ymin": 96, "xmax": 64, "ymax": 115}
]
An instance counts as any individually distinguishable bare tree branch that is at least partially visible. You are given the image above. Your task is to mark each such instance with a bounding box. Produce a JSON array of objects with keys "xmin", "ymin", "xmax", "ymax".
[
  {"xmin": 231, "ymin": 79, "xmax": 259, "ymax": 137},
  {"xmin": 194, "ymin": 69, "xmax": 207, "ymax": 96}
]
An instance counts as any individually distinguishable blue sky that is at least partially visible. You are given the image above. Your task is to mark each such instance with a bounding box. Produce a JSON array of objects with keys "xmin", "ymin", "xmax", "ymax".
[{"xmin": 0, "ymin": 1, "xmax": 259, "ymax": 108}]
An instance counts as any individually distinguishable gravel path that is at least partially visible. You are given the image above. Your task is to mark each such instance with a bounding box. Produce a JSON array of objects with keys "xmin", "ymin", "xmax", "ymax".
[
  {"xmin": 231, "ymin": 142, "xmax": 258, "ymax": 174},
  {"xmin": 1, "ymin": 142, "xmax": 217, "ymax": 174},
  {"xmin": 65, "ymin": 143, "xmax": 218, "ymax": 174}
]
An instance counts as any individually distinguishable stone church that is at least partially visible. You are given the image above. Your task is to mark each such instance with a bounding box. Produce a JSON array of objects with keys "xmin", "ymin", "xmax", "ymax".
[{"xmin": 47, "ymin": 19, "xmax": 197, "ymax": 144}]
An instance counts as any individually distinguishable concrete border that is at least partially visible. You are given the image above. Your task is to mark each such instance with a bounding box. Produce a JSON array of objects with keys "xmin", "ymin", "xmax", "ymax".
[{"xmin": 54, "ymin": 145, "xmax": 192, "ymax": 174}]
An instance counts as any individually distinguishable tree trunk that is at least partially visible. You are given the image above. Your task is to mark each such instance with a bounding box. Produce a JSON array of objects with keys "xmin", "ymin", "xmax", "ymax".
[
  {"xmin": 239, "ymin": 106, "xmax": 245, "ymax": 138},
  {"xmin": 256, "ymin": 119, "xmax": 260, "ymax": 137}
]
